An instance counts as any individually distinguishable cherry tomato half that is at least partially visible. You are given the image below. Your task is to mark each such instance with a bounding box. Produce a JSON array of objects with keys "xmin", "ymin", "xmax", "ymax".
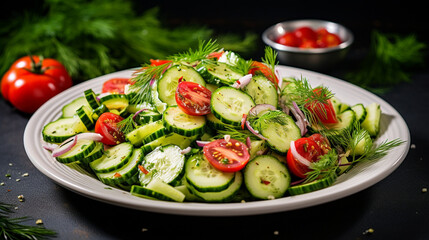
[
  {"xmin": 94, "ymin": 112, "xmax": 125, "ymax": 145},
  {"xmin": 286, "ymin": 136, "xmax": 324, "ymax": 178},
  {"xmin": 175, "ymin": 81, "xmax": 212, "ymax": 116},
  {"xmin": 308, "ymin": 133, "xmax": 331, "ymax": 155},
  {"xmin": 101, "ymin": 78, "xmax": 132, "ymax": 94},
  {"xmin": 304, "ymin": 88, "xmax": 338, "ymax": 124},
  {"xmin": 277, "ymin": 32, "xmax": 301, "ymax": 47},
  {"xmin": 248, "ymin": 61, "xmax": 279, "ymax": 87},
  {"xmin": 203, "ymin": 138, "xmax": 250, "ymax": 172}
]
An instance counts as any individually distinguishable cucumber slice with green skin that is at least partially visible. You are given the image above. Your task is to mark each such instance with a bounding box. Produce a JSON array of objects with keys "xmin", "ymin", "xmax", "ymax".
[
  {"xmin": 163, "ymin": 106, "xmax": 206, "ymax": 137},
  {"xmin": 56, "ymin": 139, "xmax": 97, "ymax": 164},
  {"xmin": 141, "ymin": 132, "xmax": 197, "ymax": 154},
  {"xmin": 97, "ymin": 148, "xmax": 143, "ymax": 186},
  {"xmin": 90, "ymin": 142, "xmax": 134, "ymax": 173},
  {"xmin": 134, "ymin": 110, "xmax": 162, "ymax": 125},
  {"xmin": 186, "ymin": 171, "xmax": 243, "ymax": 202},
  {"xmin": 196, "ymin": 61, "xmax": 243, "ymax": 86},
  {"xmin": 244, "ymin": 75, "xmax": 278, "ymax": 108},
  {"xmin": 99, "ymin": 93, "xmax": 129, "ymax": 116},
  {"xmin": 350, "ymin": 129, "xmax": 373, "ymax": 156},
  {"xmin": 91, "ymin": 104, "xmax": 108, "ymax": 121},
  {"xmin": 254, "ymin": 110, "xmax": 301, "ymax": 154},
  {"xmin": 287, "ymin": 172, "xmax": 337, "ymax": 196},
  {"xmin": 185, "ymin": 153, "xmax": 235, "ymax": 192},
  {"xmin": 312, "ymin": 109, "xmax": 357, "ymax": 146},
  {"xmin": 125, "ymin": 120, "xmax": 165, "ymax": 147},
  {"xmin": 248, "ymin": 140, "xmax": 268, "ymax": 160},
  {"xmin": 244, "ymin": 155, "xmax": 290, "ymax": 200},
  {"xmin": 206, "ymin": 113, "xmax": 241, "ymax": 130},
  {"xmin": 80, "ymin": 141, "xmax": 104, "ymax": 164},
  {"xmin": 351, "ymin": 103, "xmax": 367, "ymax": 123},
  {"xmin": 131, "ymin": 178, "xmax": 186, "ymax": 202},
  {"xmin": 211, "ymin": 86, "xmax": 255, "ymax": 126},
  {"xmin": 157, "ymin": 64, "xmax": 206, "ymax": 106},
  {"xmin": 139, "ymin": 145, "xmax": 185, "ymax": 187},
  {"xmin": 361, "ymin": 102, "xmax": 381, "ymax": 137},
  {"xmin": 42, "ymin": 117, "xmax": 87, "ymax": 143},
  {"xmin": 84, "ymin": 89, "xmax": 100, "ymax": 109},
  {"xmin": 76, "ymin": 105, "xmax": 94, "ymax": 130},
  {"xmin": 61, "ymin": 96, "xmax": 90, "ymax": 118}
]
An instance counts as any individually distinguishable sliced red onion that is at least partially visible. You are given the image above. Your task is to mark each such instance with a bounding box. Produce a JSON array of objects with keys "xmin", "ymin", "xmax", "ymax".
[
  {"xmin": 196, "ymin": 140, "xmax": 210, "ymax": 147},
  {"xmin": 245, "ymin": 120, "xmax": 268, "ymax": 140},
  {"xmin": 76, "ymin": 132, "xmax": 103, "ymax": 142},
  {"xmin": 42, "ymin": 141, "xmax": 58, "ymax": 152},
  {"xmin": 224, "ymin": 134, "xmax": 231, "ymax": 142},
  {"xmin": 149, "ymin": 78, "xmax": 155, "ymax": 87},
  {"xmin": 290, "ymin": 101, "xmax": 309, "ymax": 136},
  {"xmin": 246, "ymin": 137, "xmax": 252, "ymax": 150},
  {"xmin": 132, "ymin": 108, "xmax": 148, "ymax": 120},
  {"xmin": 289, "ymin": 140, "xmax": 312, "ymax": 167},
  {"xmin": 51, "ymin": 135, "xmax": 77, "ymax": 157},
  {"xmin": 180, "ymin": 146, "xmax": 192, "ymax": 154},
  {"xmin": 232, "ymin": 74, "xmax": 252, "ymax": 89},
  {"xmin": 248, "ymin": 104, "xmax": 276, "ymax": 118}
]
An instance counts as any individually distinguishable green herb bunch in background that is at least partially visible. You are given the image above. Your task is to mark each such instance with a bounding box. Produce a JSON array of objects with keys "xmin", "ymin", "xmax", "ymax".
[
  {"xmin": 346, "ymin": 30, "xmax": 426, "ymax": 93},
  {"xmin": 0, "ymin": 0, "xmax": 256, "ymax": 83}
]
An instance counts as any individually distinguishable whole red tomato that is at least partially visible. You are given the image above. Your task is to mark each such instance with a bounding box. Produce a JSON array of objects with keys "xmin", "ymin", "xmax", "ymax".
[{"xmin": 1, "ymin": 55, "xmax": 72, "ymax": 113}]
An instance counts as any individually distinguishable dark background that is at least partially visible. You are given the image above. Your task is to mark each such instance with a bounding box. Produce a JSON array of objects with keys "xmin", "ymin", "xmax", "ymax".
[{"xmin": 1, "ymin": 1, "xmax": 428, "ymax": 239}]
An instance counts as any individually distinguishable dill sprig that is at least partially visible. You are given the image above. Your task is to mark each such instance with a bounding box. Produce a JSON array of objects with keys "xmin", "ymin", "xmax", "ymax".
[
  {"xmin": 260, "ymin": 46, "xmax": 279, "ymax": 82},
  {"xmin": 346, "ymin": 30, "xmax": 426, "ymax": 93},
  {"xmin": 212, "ymin": 126, "xmax": 259, "ymax": 143},
  {"xmin": 117, "ymin": 114, "xmax": 138, "ymax": 135},
  {"xmin": 170, "ymin": 39, "xmax": 220, "ymax": 64},
  {"xmin": 0, "ymin": 202, "xmax": 56, "ymax": 239},
  {"xmin": 305, "ymin": 149, "xmax": 339, "ymax": 183}
]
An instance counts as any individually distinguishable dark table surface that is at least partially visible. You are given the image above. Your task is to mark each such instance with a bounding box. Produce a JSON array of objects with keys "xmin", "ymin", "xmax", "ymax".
[{"xmin": 1, "ymin": 2, "xmax": 429, "ymax": 240}]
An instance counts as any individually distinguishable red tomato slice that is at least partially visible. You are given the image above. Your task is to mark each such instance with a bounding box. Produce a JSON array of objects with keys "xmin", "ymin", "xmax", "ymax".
[
  {"xmin": 277, "ymin": 32, "xmax": 301, "ymax": 47},
  {"xmin": 175, "ymin": 81, "xmax": 212, "ymax": 116},
  {"xmin": 102, "ymin": 78, "xmax": 131, "ymax": 94},
  {"xmin": 304, "ymin": 88, "xmax": 338, "ymax": 124},
  {"xmin": 308, "ymin": 133, "xmax": 331, "ymax": 155},
  {"xmin": 150, "ymin": 59, "xmax": 172, "ymax": 66},
  {"xmin": 94, "ymin": 112, "xmax": 125, "ymax": 145},
  {"xmin": 203, "ymin": 139, "xmax": 250, "ymax": 172},
  {"xmin": 286, "ymin": 137, "xmax": 323, "ymax": 178},
  {"xmin": 248, "ymin": 61, "xmax": 279, "ymax": 87}
]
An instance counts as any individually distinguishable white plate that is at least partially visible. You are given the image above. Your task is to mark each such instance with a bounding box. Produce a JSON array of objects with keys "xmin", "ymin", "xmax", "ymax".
[{"xmin": 23, "ymin": 65, "xmax": 410, "ymax": 216}]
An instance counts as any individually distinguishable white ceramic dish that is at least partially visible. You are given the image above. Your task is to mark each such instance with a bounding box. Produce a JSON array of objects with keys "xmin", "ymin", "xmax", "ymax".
[{"xmin": 23, "ymin": 65, "xmax": 410, "ymax": 216}]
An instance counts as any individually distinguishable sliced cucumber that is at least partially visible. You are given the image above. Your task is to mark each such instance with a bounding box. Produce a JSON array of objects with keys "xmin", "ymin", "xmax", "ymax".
[
  {"xmin": 312, "ymin": 109, "xmax": 356, "ymax": 146},
  {"xmin": 185, "ymin": 153, "xmax": 235, "ymax": 192},
  {"xmin": 84, "ymin": 89, "xmax": 100, "ymax": 109},
  {"xmin": 211, "ymin": 86, "xmax": 255, "ymax": 126},
  {"xmin": 186, "ymin": 171, "xmax": 243, "ymax": 202},
  {"xmin": 244, "ymin": 155, "xmax": 290, "ymax": 199},
  {"xmin": 196, "ymin": 61, "xmax": 243, "ymax": 86},
  {"xmin": 125, "ymin": 120, "xmax": 165, "ymax": 147},
  {"xmin": 248, "ymin": 140, "xmax": 268, "ymax": 160},
  {"xmin": 361, "ymin": 103, "xmax": 381, "ymax": 137},
  {"xmin": 351, "ymin": 103, "xmax": 367, "ymax": 123},
  {"xmin": 90, "ymin": 142, "xmax": 134, "ymax": 173},
  {"xmin": 350, "ymin": 129, "xmax": 372, "ymax": 156},
  {"xmin": 56, "ymin": 139, "xmax": 97, "ymax": 164},
  {"xmin": 206, "ymin": 113, "xmax": 241, "ymax": 130},
  {"xmin": 99, "ymin": 93, "xmax": 129, "ymax": 116},
  {"xmin": 139, "ymin": 145, "xmax": 185, "ymax": 187},
  {"xmin": 76, "ymin": 105, "xmax": 95, "ymax": 130},
  {"xmin": 42, "ymin": 117, "xmax": 87, "ymax": 143},
  {"xmin": 61, "ymin": 96, "xmax": 90, "ymax": 118},
  {"xmin": 288, "ymin": 172, "xmax": 337, "ymax": 196},
  {"xmin": 163, "ymin": 106, "xmax": 206, "ymax": 136},
  {"xmin": 254, "ymin": 110, "xmax": 301, "ymax": 154},
  {"xmin": 157, "ymin": 64, "xmax": 206, "ymax": 106},
  {"xmin": 96, "ymin": 148, "xmax": 143, "ymax": 185},
  {"xmin": 131, "ymin": 178, "xmax": 186, "ymax": 202},
  {"xmin": 134, "ymin": 109, "xmax": 162, "ymax": 125},
  {"xmin": 244, "ymin": 75, "xmax": 278, "ymax": 108},
  {"xmin": 80, "ymin": 141, "xmax": 104, "ymax": 164},
  {"xmin": 141, "ymin": 132, "xmax": 197, "ymax": 154}
]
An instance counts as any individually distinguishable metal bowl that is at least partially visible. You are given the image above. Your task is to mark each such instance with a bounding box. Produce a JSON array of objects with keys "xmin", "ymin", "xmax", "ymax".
[{"xmin": 262, "ymin": 19, "xmax": 354, "ymax": 71}]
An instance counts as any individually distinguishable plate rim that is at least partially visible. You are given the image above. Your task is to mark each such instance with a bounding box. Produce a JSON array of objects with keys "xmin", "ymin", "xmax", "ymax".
[{"xmin": 23, "ymin": 65, "xmax": 410, "ymax": 216}]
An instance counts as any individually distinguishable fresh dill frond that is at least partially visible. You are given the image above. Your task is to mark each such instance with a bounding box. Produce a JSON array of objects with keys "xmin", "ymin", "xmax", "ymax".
[
  {"xmin": 305, "ymin": 149, "xmax": 339, "ymax": 183},
  {"xmin": 0, "ymin": 202, "xmax": 56, "ymax": 239},
  {"xmin": 170, "ymin": 39, "xmax": 220, "ymax": 64},
  {"xmin": 117, "ymin": 114, "xmax": 138, "ymax": 135},
  {"xmin": 248, "ymin": 110, "xmax": 288, "ymax": 132},
  {"xmin": 230, "ymin": 56, "xmax": 254, "ymax": 76},
  {"xmin": 261, "ymin": 46, "xmax": 278, "ymax": 78},
  {"xmin": 212, "ymin": 126, "xmax": 258, "ymax": 143}
]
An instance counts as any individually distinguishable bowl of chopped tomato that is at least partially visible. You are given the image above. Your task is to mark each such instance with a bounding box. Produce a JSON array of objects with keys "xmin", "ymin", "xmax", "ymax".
[{"xmin": 262, "ymin": 19, "xmax": 354, "ymax": 71}]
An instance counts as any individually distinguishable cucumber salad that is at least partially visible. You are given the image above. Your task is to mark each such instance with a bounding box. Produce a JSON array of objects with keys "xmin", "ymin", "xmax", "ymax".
[{"xmin": 41, "ymin": 40, "xmax": 403, "ymax": 203}]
